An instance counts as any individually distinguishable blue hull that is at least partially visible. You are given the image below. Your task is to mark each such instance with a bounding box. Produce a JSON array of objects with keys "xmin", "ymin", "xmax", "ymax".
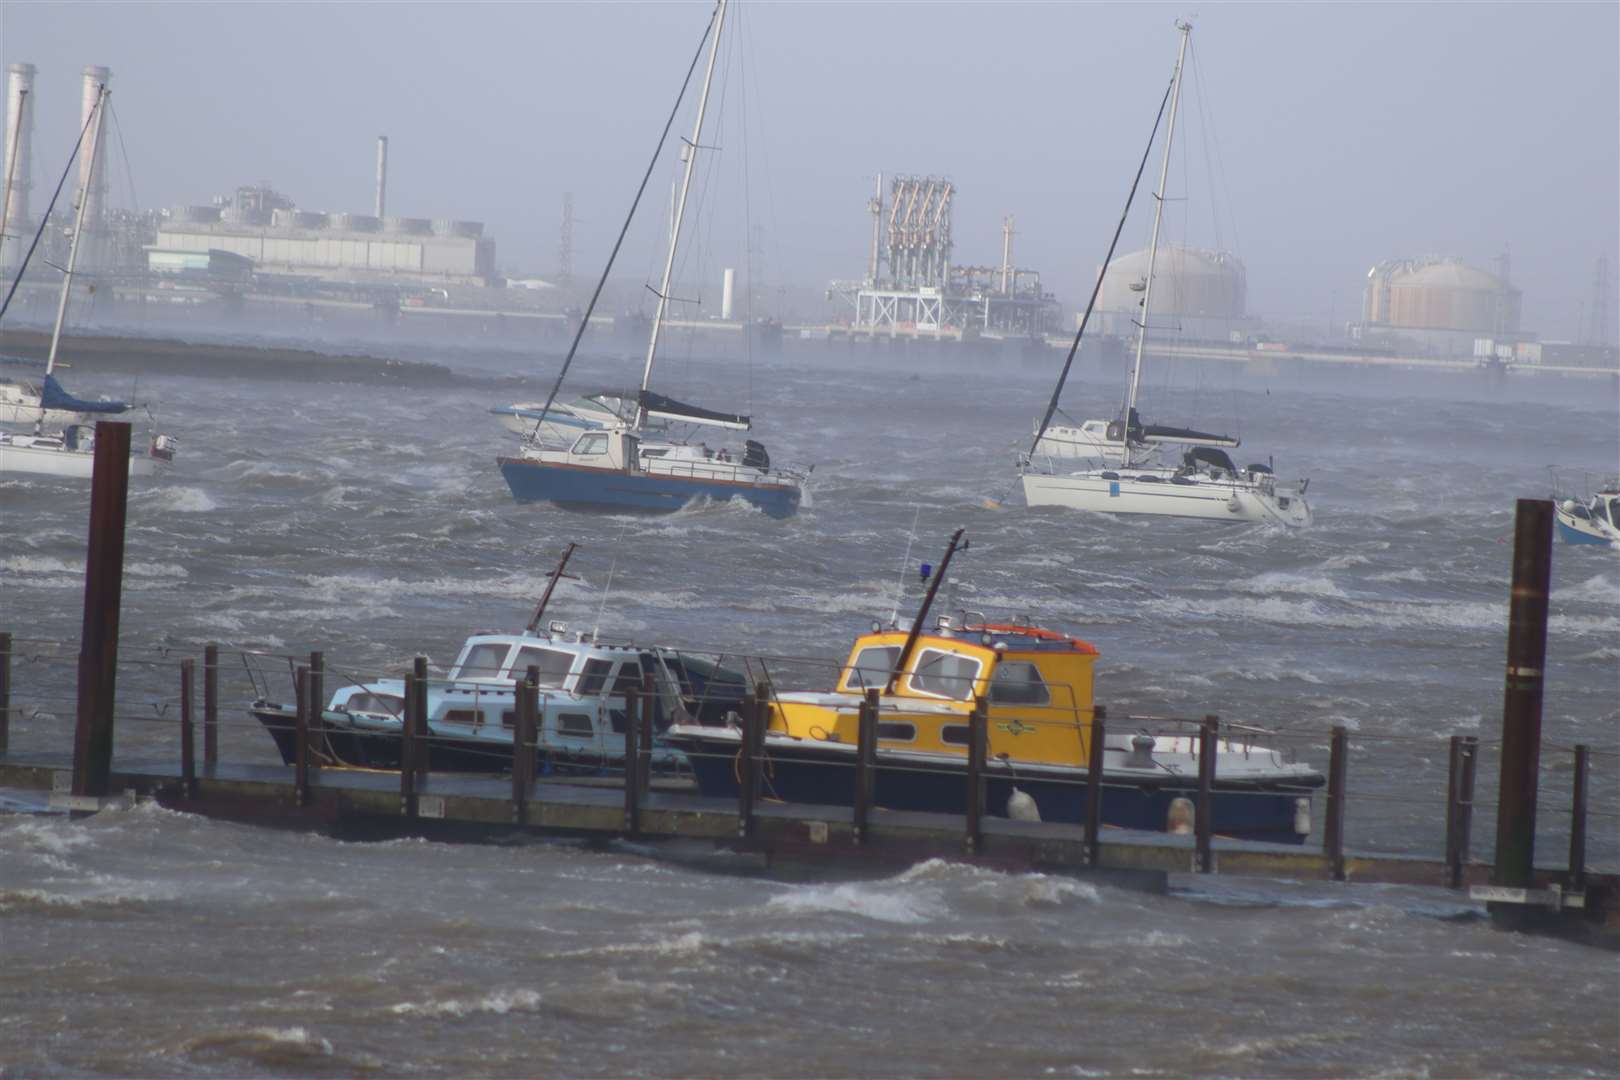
[
  {"xmin": 498, "ymin": 457, "xmax": 800, "ymax": 519},
  {"xmin": 669, "ymin": 734, "xmax": 1318, "ymax": 845},
  {"xmin": 1556, "ymin": 517, "xmax": 1615, "ymax": 547}
]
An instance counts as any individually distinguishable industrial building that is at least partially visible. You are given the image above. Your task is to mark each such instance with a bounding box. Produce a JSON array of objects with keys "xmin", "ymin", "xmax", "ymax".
[
  {"xmin": 829, "ymin": 174, "xmax": 1057, "ymax": 338},
  {"xmin": 1359, "ymin": 255, "xmax": 1522, "ymax": 356},
  {"xmin": 1092, "ymin": 244, "xmax": 1250, "ymax": 342}
]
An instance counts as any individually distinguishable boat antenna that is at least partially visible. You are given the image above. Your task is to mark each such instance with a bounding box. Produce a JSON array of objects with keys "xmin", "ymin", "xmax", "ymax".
[
  {"xmin": 526, "ymin": 542, "xmax": 580, "ymax": 633},
  {"xmin": 0, "ymin": 94, "xmax": 99, "ymax": 322},
  {"xmin": 1029, "ymin": 75, "xmax": 1174, "ymax": 457},
  {"xmin": 634, "ymin": 0, "xmax": 730, "ymax": 432},
  {"xmin": 1120, "ymin": 21, "xmax": 1192, "ymax": 468},
  {"xmin": 521, "ymin": 5, "xmax": 721, "ymax": 447},
  {"xmin": 889, "ymin": 504, "xmax": 923, "ymax": 623},
  {"xmin": 886, "ymin": 528, "xmax": 967, "ymax": 694}
]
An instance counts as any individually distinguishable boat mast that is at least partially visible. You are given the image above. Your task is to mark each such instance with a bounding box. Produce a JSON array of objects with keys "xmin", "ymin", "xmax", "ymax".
[
  {"xmin": 1121, "ymin": 22, "xmax": 1189, "ymax": 468},
  {"xmin": 527, "ymin": 542, "xmax": 578, "ymax": 633},
  {"xmin": 37, "ymin": 82, "xmax": 105, "ymax": 430},
  {"xmin": 635, "ymin": 0, "xmax": 729, "ymax": 431}
]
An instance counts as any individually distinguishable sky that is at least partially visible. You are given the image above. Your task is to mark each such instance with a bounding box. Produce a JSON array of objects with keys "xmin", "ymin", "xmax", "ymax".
[{"xmin": 4, "ymin": 1, "xmax": 1617, "ymax": 338}]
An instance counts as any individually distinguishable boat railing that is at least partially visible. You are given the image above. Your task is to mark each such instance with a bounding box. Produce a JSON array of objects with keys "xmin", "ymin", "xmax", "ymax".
[{"xmin": 642, "ymin": 453, "xmax": 807, "ymax": 486}]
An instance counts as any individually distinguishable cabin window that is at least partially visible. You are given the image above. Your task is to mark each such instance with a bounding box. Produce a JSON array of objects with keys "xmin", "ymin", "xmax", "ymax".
[
  {"xmin": 500, "ymin": 710, "xmax": 517, "ymax": 729},
  {"xmin": 556, "ymin": 712, "xmax": 593, "ymax": 736},
  {"xmin": 907, "ymin": 649, "xmax": 982, "ymax": 701},
  {"xmin": 442, "ymin": 709, "xmax": 481, "ymax": 729},
  {"xmin": 611, "ymin": 661, "xmax": 643, "ymax": 695},
  {"xmin": 457, "ymin": 643, "xmax": 509, "ymax": 680},
  {"xmin": 511, "ymin": 646, "xmax": 575, "ymax": 688},
  {"xmin": 1598, "ymin": 498, "xmax": 1614, "ymax": 523},
  {"xmin": 877, "ymin": 721, "xmax": 916, "ymax": 742},
  {"xmin": 989, "ymin": 661, "xmax": 1051, "ymax": 706},
  {"xmin": 346, "ymin": 693, "xmax": 403, "ymax": 716},
  {"xmin": 844, "ymin": 645, "xmax": 901, "ymax": 691},
  {"xmin": 941, "ymin": 724, "xmax": 970, "ymax": 746},
  {"xmin": 578, "ymin": 659, "xmax": 614, "ymax": 696},
  {"xmin": 608, "ymin": 709, "xmax": 627, "ymax": 734},
  {"xmin": 573, "ymin": 432, "xmax": 609, "ymax": 456}
]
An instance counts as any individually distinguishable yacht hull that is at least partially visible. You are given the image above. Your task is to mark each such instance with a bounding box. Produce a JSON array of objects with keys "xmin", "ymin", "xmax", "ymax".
[
  {"xmin": 498, "ymin": 457, "xmax": 801, "ymax": 518},
  {"xmin": 1555, "ymin": 512, "xmax": 1619, "ymax": 548},
  {"xmin": 666, "ymin": 728, "xmax": 1319, "ymax": 844},
  {"xmin": 1023, "ymin": 470, "xmax": 1309, "ymax": 526},
  {"xmin": 0, "ymin": 439, "xmax": 164, "ymax": 479}
]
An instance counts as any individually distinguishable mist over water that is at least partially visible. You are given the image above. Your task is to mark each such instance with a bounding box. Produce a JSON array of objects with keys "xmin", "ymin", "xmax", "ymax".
[{"xmin": 2, "ymin": 333, "xmax": 1618, "ymax": 1074}]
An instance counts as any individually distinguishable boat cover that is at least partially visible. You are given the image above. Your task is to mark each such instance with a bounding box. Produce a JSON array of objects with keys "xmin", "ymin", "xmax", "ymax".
[
  {"xmin": 638, "ymin": 390, "xmax": 750, "ymax": 431},
  {"xmin": 1141, "ymin": 421, "xmax": 1238, "ymax": 448},
  {"xmin": 41, "ymin": 373, "xmax": 129, "ymax": 415}
]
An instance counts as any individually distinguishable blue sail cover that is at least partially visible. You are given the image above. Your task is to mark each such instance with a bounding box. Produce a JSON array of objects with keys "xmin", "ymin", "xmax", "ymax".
[{"xmin": 41, "ymin": 373, "xmax": 129, "ymax": 414}]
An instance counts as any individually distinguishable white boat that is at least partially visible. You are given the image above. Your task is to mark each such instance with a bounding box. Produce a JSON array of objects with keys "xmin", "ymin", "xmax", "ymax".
[
  {"xmin": 0, "ymin": 83, "xmax": 176, "ymax": 481},
  {"xmin": 0, "ymin": 370, "xmax": 130, "ymax": 428},
  {"xmin": 1019, "ymin": 23, "xmax": 1309, "ymax": 527},
  {"xmin": 489, "ymin": 391, "xmax": 666, "ymax": 442},
  {"xmin": 1555, "ymin": 481, "xmax": 1620, "ymax": 549},
  {"xmin": 497, "ymin": 0, "xmax": 805, "ymax": 518}
]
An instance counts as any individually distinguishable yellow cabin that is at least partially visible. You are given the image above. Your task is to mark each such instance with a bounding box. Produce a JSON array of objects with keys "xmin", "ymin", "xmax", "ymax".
[{"xmin": 766, "ymin": 621, "xmax": 1100, "ymax": 768}]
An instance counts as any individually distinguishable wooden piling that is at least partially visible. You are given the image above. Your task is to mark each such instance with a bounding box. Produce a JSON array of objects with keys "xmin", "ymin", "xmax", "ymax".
[
  {"xmin": 72, "ymin": 421, "xmax": 132, "ymax": 800},
  {"xmin": 1325, "ymin": 725, "xmax": 1348, "ymax": 881},
  {"xmin": 852, "ymin": 688, "xmax": 877, "ymax": 844},
  {"xmin": 0, "ymin": 630, "xmax": 11, "ymax": 757},
  {"xmin": 511, "ymin": 673, "xmax": 536, "ymax": 824},
  {"xmin": 1085, "ymin": 705, "xmax": 1106, "ymax": 866},
  {"xmin": 293, "ymin": 665, "xmax": 310, "ymax": 807},
  {"xmin": 411, "ymin": 656, "xmax": 429, "ymax": 787},
  {"xmin": 179, "ymin": 658, "xmax": 195, "ymax": 797},
  {"xmin": 623, "ymin": 683, "xmax": 640, "ymax": 834},
  {"xmin": 308, "ymin": 650, "xmax": 324, "ymax": 751},
  {"xmin": 1493, "ymin": 499, "xmax": 1553, "ymax": 890},
  {"xmin": 736, "ymin": 691, "xmax": 760, "ymax": 837},
  {"xmin": 965, "ymin": 697, "xmax": 987, "ymax": 855},
  {"xmin": 400, "ymin": 671, "xmax": 418, "ymax": 817},
  {"xmin": 1445, "ymin": 735, "xmax": 1465, "ymax": 887},
  {"xmin": 203, "ymin": 643, "xmax": 219, "ymax": 767},
  {"xmin": 638, "ymin": 671, "xmax": 654, "ymax": 801},
  {"xmin": 1195, "ymin": 716, "xmax": 1217, "ymax": 873},
  {"xmin": 1569, "ymin": 744, "xmax": 1589, "ymax": 892}
]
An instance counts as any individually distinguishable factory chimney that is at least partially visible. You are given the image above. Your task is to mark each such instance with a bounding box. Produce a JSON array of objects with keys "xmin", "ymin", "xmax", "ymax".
[
  {"xmin": 79, "ymin": 66, "xmax": 109, "ymax": 230},
  {"xmin": 866, "ymin": 172, "xmax": 883, "ymax": 285},
  {"xmin": 375, "ymin": 135, "xmax": 388, "ymax": 219},
  {"xmin": 2, "ymin": 63, "xmax": 36, "ymax": 260},
  {"xmin": 1000, "ymin": 216, "xmax": 1015, "ymax": 294},
  {"xmin": 721, "ymin": 267, "xmax": 735, "ymax": 321}
]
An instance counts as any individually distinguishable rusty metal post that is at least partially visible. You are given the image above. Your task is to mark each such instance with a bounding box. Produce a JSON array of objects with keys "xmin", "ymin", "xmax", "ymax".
[
  {"xmin": 203, "ymin": 643, "xmax": 219, "ymax": 767},
  {"xmin": 1325, "ymin": 726, "xmax": 1348, "ymax": 881},
  {"xmin": 638, "ymin": 670, "xmax": 654, "ymax": 800},
  {"xmin": 1569, "ymin": 744, "xmax": 1588, "ymax": 892},
  {"xmin": 412, "ymin": 656, "xmax": 430, "ymax": 786},
  {"xmin": 965, "ymin": 697, "xmax": 987, "ymax": 855},
  {"xmin": 293, "ymin": 665, "xmax": 310, "ymax": 807},
  {"xmin": 1445, "ymin": 735, "xmax": 1465, "ymax": 888},
  {"xmin": 72, "ymin": 421, "xmax": 132, "ymax": 800},
  {"xmin": 1492, "ymin": 499, "xmax": 1553, "ymax": 890},
  {"xmin": 1085, "ymin": 705, "xmax": 1107, "ymax": 866},
  {"xmin": 1195, "ymin": 716, "xmax": 1217, "ymax": 873},
  {"xmin": 179, "ymin": 658, "xmax": 195, "ymax": 797},
  {"xmin": 623, "ymin": 683, "xmax": 640, "ymax": 833},
  {"xmin": 400, "ymin": 671, "xmax": 418, "ymax": 817},
  {"xmin": 852, "ymin": 688, "xmax": 877, "ymax": 844},
  {"xmin": 736, "ymin": 690, "xmax": 759, "ymax": 837},
  {"xmin": 0, "ymin": 630, "xmax": 12, "ymax": 756}
]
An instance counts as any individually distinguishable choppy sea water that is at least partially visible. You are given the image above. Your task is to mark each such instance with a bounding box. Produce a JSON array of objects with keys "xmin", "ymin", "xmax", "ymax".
[{"xmin": 2, "ymin": 333, "xmax": 1617, "ymax": 1076}]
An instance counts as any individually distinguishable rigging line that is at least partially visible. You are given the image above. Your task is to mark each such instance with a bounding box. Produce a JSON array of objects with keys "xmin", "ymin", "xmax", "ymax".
[
  {"xmin": 107, "ymin": 100, "xmax": 140, "ymax": 214},
  {"xmin": 521, "ymin": 4, "xmax": 720, "ymax": 446},
  {"xmin": 737, "ymin": 0, "xmax": 754, "ymax": 416},
  {"xmin": 889, "ymin": 504, "xmax": 923, "ymax": 623},
  {"xmin": 1189, "ymin": 38, "xmax": 1242, "ymax": 261},
  {"xmin": 1188, "ymin": 41, "xmax": 1222, "ymax": 254},
  {"xmin": 1027, "ymin": 75, "xmax": 1175, "ymax": 457},
  {"xmin": 740, "ymin": 5, "xmax": 781, "ymax": 328},
  {"xmin": 0, "ymin": 100, "xmax": 99, "ymax": 322}
]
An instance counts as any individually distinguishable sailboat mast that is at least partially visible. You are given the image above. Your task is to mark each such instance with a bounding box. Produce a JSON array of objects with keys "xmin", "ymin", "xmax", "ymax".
[
  {"xmin": 1121, "ymin": 22, "xmax": 1189, "ymax": 467},
  {"xmin": 43, "ymin": 84, "xmax": 105, "ymax": 386},
  {"xmin": 635, "ymin": 0, "xmax": 729, "ymax": 429}
]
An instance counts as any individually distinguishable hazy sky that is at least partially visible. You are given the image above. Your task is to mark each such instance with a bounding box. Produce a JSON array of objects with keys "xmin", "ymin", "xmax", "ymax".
[{"xmin": 5, "ymin": 1, "xmax": 1617, "ymax": 337}]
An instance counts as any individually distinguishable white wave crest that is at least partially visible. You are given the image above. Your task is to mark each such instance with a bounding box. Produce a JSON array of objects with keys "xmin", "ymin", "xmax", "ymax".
[
  {"xmin": 388, "ymin": 988, "xmax": 541, "ymax": 1018},
  {"xmin": 766, "ymin": 881, "xmax": 945, "ymax": 924}
]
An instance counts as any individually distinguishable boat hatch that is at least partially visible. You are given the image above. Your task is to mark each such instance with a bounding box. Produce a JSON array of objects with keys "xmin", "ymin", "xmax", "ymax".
[{"xmin": 906, "ymin": 648, "xmax": 983, "ymax": 701}]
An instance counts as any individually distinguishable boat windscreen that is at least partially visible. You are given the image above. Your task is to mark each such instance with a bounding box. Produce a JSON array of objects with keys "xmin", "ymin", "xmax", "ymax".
[{"xmin": 1186, "ymin": 446, "xmax": 1239, "ymax": 474}]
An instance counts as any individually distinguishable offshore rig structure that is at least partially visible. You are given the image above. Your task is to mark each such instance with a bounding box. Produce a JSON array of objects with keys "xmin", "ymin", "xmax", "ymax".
[{"xmin": 828, "ymin": 174, "xmax": 1057, "ymax": 340}]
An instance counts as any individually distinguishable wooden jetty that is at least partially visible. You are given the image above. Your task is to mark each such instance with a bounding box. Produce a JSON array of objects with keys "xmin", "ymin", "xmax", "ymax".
[{"xmin": 1, "ymin": 421, "xmax": 1615, "ymax": 948}]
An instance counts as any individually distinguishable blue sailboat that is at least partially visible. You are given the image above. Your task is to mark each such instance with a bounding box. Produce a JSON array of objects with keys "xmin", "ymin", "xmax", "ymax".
[{"xmin": 496, "ymin": 0, "xmax": 804, "ymax": 519}]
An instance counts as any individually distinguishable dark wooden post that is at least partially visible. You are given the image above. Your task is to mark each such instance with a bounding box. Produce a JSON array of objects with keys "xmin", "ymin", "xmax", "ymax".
[
  {"xmin": 1492, "ymin": 498, "xmax": 1553, "ymax": 890},
  {"xmin": 72, "ymin": 421, "xmax": 132, "ymax": 800},
  {"xmin": 1454, "ymin": 736, "xmax": 1478, "ymax": 888},
  {"xmin": 1445, "ymin": 735, "xmax": 1465, "ymax": 888},
  {"xmin": 308, "ymin": 650, "xmax": 324, "ymax": 748},
  {"xmin": 1568, "ymin": 744, "xmax": 1588, "ymax": 893},
  {"xmin": 293, "ymin": 665, "xmax": 310, "ymax": 807},
  {"xmin": 623, "ymin": 683, "xmax": 641, "ymax": 834},
  {"xmin": 852, "ymin": 688, "xmax": 877, "ymax": 844},
  {"xmin": 179, "ymin": 658, "xmax": 195, "ymax": 798},
  {"xmin": 1085, "ymin": 704, "xmax": 1107, "ymax": 866},
  {"xmin": 1325, "ymin": 725, "xmax": 1348, "ymax": 881},
  {"xmin": 512, "ymin": 674, "xmax": 536, "ymax": 825},
  {"xmin": 400, "ymin": 671, "xmax": 418, "ymax": 817},
  {"xmin": 412, "ymin": 656, "xmax": 430, "ymax": 786},
  {"xmin": 202, "ymin": 643, "xmax": 219, "ymax": 767},
  {"xmin": 736, "ymin": 690, "xmax": 759, "ymax": 837},
  {"xmin": 965, "ymin": 697, "xmax": 987, "ymax": 855},
  {"xmin": 638, "ymin": 670, "xmax": 655, "ymax": 800},
  {"xmin": 0, "ymin": 630, "xmax": 12, "ymax": 756},
  {"xmin": 1195, "ymin": 715, "xmax": 1217, "ymax": 873}
]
